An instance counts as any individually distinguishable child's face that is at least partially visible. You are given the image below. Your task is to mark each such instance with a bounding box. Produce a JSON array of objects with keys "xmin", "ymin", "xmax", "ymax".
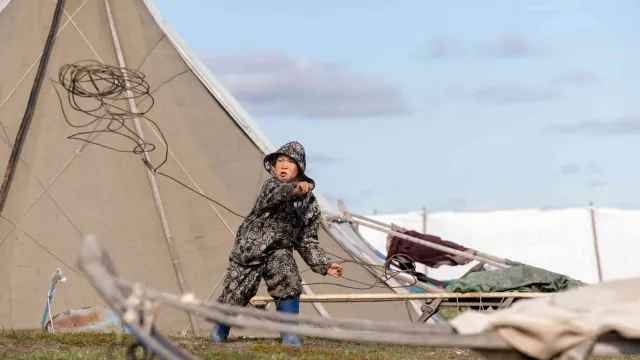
[{"xmin": 274, "ymin": 155, "xmax": 299, "ymax": 182}]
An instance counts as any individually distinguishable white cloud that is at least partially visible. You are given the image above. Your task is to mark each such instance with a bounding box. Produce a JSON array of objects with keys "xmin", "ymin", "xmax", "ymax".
[{"xmin": 203, "ymin": 51, "xmax": 411, "ymax": 119}]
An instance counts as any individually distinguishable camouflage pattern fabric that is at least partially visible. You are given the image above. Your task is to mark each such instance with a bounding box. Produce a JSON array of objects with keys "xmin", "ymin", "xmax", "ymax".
[
  {"xmin": 217, "ymin": 141, "xmax": 333, "ymax": 306},
  {"xmin": 218, "ymin": 249, "xmax": 304, "ymax": 305},
  {"xmin": 445, "ymin": 264, "xmax": 581, "ymax": 293}
]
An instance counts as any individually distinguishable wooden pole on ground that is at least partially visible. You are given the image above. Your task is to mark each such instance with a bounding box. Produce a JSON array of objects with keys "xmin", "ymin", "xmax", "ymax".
[
  {"xmin": 589, "ymin": 201, "xmax": 604, "ymax": 282},
  {"xmin": 250, "ymin": 292, "xmax": 548, "ymax": 304}
]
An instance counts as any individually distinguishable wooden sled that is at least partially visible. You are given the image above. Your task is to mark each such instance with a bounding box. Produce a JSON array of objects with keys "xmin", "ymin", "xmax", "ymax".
[
  {"xmin": 323, "ymin": 200, "xmax": 587, "ymax": 324},
  {"xmin": 250, "ymin": 291, "xmax": 546, "ymax": 324}
]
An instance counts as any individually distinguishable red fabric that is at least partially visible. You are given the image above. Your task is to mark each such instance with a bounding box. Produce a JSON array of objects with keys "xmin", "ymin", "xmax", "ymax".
[{"xmin": 384, "ymin": 224, "xmax": 472, "ymax": 269}]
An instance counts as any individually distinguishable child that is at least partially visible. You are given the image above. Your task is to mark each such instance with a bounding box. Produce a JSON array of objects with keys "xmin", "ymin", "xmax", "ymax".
[{"xmin": 210, "ymin": 141, "xmax": 344, "ymax": 346}]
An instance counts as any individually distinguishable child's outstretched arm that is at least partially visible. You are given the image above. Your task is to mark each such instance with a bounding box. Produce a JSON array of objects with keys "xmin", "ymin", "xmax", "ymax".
[
  {"xmin": 294, "ymin": 200, "xmax": 335, "ymax": 275},
  {"xmin": 254, "ymin": 178, "xmax": 304, "ymax": 212}
]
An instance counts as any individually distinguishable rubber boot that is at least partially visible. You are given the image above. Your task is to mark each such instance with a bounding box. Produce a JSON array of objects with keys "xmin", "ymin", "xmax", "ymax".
[
  {"xmin": 276, "ymin": 299, "xmax": 302, "ymax": 346},
  {"xmin": 210, "ymin": 323, "xmax": 230, "ymax": 343}
]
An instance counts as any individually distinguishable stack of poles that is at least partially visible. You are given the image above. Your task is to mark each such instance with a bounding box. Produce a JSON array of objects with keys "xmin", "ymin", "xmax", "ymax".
[{"xmin": 339, "ymin": 211, "xmax": 513, "ymax": 269}]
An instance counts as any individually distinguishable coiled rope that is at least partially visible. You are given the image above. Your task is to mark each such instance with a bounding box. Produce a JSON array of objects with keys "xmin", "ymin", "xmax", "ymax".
[{"xmin": 51, "ymin": 60, "xmax": 244, "ymax": 217}]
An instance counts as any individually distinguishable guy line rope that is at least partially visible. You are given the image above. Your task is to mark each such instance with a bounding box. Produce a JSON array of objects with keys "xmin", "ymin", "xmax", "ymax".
[
  {"xmin": 47, "ymin": 38, "xmax": 435, "ymax": 333},
  {"xmin": 49, "ymin": 49, "xmax": 438, "ymax": 292}
]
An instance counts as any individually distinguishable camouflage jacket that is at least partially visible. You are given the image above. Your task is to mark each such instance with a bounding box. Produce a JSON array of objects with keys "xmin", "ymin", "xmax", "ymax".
[{"xmin": 228, "ymin": 177, "xmax": 334, "ymax": 275}]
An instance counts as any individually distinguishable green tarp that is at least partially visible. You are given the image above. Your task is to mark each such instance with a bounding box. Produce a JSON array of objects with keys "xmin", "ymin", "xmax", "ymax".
[{"xmin": 445, "ymin": 265, "xmax": 581, "ymax": 293}]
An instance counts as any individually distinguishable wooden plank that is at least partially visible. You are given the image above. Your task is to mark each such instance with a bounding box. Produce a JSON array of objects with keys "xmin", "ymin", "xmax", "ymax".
[{"xmin": 250, "ymin": 292, "xmax": 549, "ymax": 304}]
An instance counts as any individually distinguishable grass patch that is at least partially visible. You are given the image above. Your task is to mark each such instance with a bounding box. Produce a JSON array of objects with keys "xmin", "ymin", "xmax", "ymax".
[
  {"xmin": 0, "ymin": 330, "xmax": 638, "ymax": 360},
  {"xmin": 437, "ymin": 307, "xmax": 468, "ymax": 319}
]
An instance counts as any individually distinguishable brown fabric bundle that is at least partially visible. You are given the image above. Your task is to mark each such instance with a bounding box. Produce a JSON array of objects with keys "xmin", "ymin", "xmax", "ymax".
[{"xmin": 385, "ymin": 223, "xmax": 475, "ymax": 268}]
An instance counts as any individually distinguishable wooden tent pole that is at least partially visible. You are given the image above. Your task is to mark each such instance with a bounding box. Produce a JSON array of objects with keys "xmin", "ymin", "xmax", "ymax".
[
  {"xmin": 358, "ymin": 212, "xmax": 511, "ymax": 267},
  {"xmin": 347, "ymin": 216, "xmax": 507, "ymax": 268},
  {"xmin": 589, "ymin": 201, "xmax": 604, "ymax": 282},
  {"xmin": 335, "ymin": 201, "xmax": 513, "ymax": 268},
  {"xmin": 333, "ymin": 202, "xmax": 508, "ymax": 268},
  {"xmin": 103, "ymin": 0, "xmax": 198, "ymax": 335}
]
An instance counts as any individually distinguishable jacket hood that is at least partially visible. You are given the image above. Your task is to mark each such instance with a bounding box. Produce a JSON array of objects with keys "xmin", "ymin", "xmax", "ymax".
[{"xmin": 264, "ymin": 141, "xmax": 315, "ymax": 187}]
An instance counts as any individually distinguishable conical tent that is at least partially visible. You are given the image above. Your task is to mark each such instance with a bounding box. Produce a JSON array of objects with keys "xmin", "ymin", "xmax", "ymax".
[{"xmin": 0, "ymin": 0, "xmax": 419, "ymax": 334}]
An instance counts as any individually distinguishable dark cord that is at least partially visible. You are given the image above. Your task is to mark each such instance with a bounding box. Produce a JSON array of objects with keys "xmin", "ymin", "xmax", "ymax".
[{"xmin": 51, "ymin": 60, "xmax": 245, "ymax": 218}]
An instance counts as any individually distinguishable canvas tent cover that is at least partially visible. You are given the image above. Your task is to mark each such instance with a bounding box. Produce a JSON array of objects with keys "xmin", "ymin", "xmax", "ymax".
[
  {"xmin": 450, "ymin": 276, "xmax": 640, "ymax": 359},
  {"xmin": 0, "ymin": 0, "xmax": 421, "ymax": 334}
]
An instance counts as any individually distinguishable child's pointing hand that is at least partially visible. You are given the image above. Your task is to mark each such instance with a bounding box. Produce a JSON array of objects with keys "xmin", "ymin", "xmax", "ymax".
[{"xmin": 295, "ymin": 181, "xmax": 312, "ymax": 195}]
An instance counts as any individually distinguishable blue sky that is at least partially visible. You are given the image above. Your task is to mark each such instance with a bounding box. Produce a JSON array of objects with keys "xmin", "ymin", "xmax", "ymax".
[{"xmin": 155, "ymin": 0, "xmax": 640, "ymax": 214}]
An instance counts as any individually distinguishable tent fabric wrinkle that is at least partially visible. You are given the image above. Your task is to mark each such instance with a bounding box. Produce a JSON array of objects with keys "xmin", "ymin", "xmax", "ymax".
[{"xmin": 449, "ymin": 277, "xmax": 640, "ymax": 359}]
